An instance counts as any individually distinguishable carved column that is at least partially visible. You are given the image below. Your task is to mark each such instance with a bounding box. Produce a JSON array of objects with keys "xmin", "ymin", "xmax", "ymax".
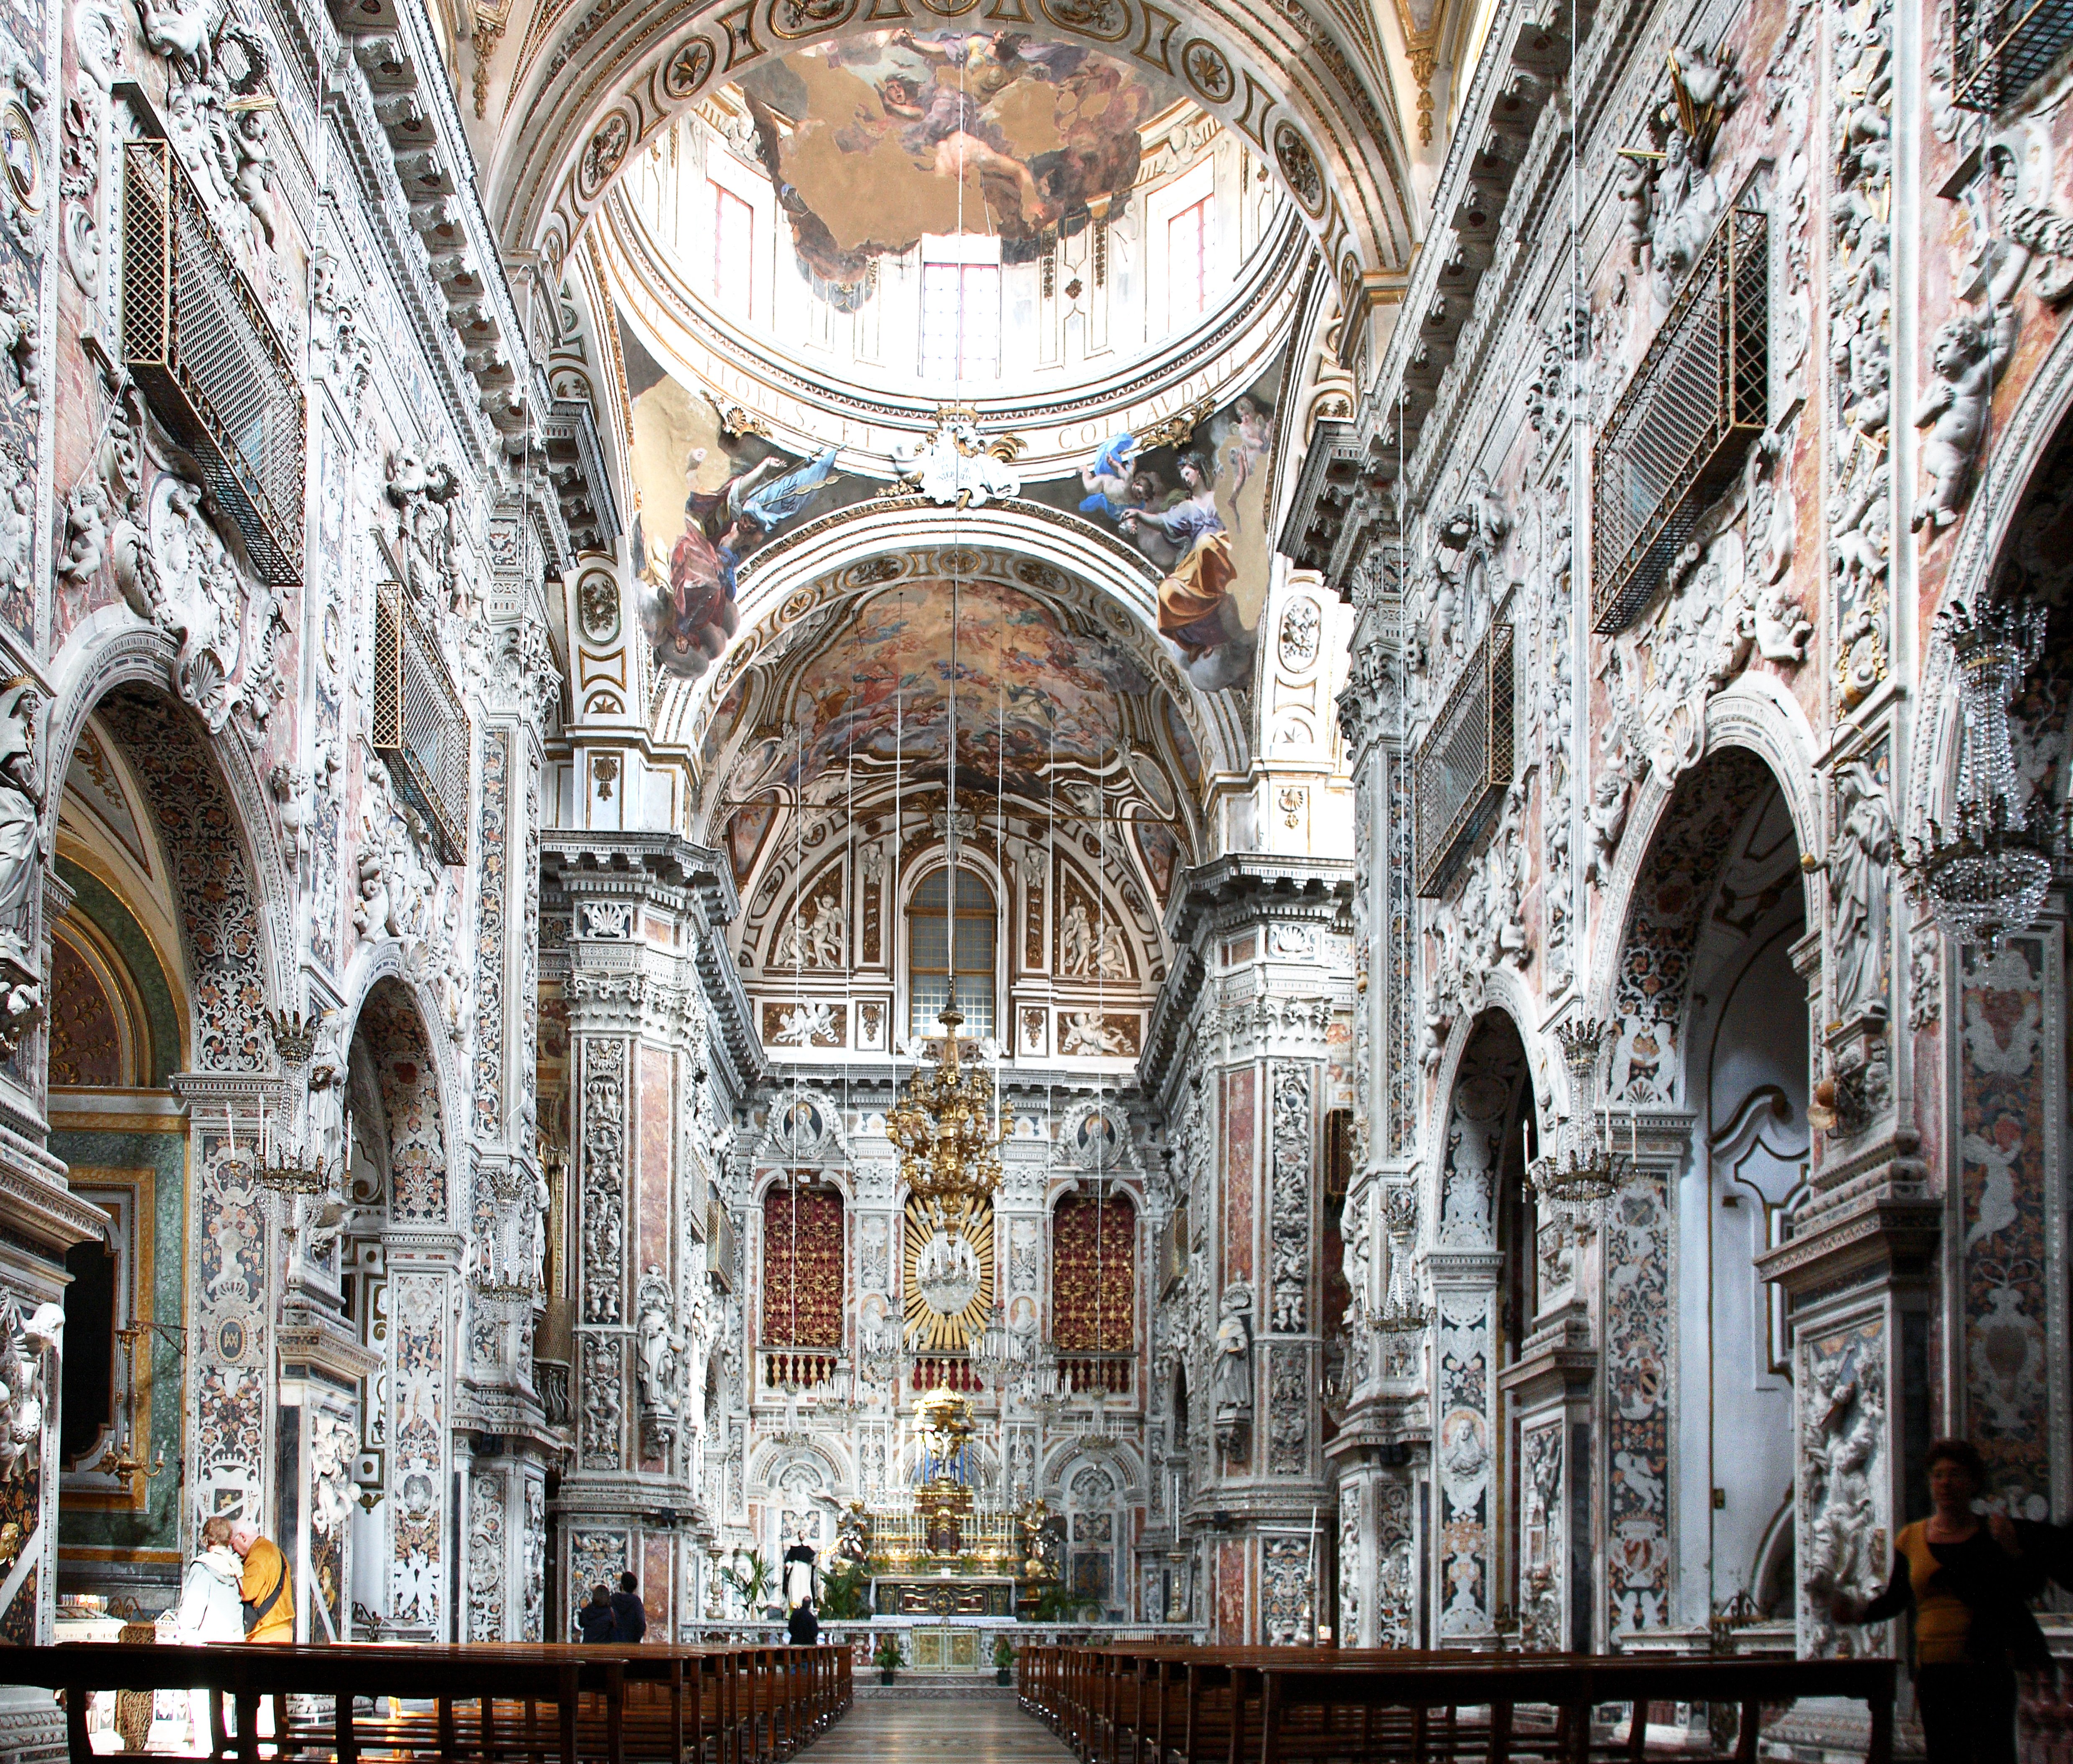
[
  {"xmin": 1145, "ymin": 857, "xmax": 1353, "ymax": 1644},
  {"xmin": 545, "ymin": 834, "xmax": 744, "ymax": 1642}
]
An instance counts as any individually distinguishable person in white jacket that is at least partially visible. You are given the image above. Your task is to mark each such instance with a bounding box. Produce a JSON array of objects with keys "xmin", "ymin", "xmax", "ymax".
[{"xmin": 175, "ymin": 1517, "xmax": 244, "ymax": 1745}]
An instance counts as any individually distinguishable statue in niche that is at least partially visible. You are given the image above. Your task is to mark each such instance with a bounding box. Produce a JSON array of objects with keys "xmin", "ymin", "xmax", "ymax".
[
  {"xmin": 1830, "ymin": 759, "xmax": 1892, "ymax": 1024},
  {"xmin": 1211, "ymin": 1286, "xmax": 1253, "ymax": 1455},
  {"xmin": 0, "ymin": 678, "xmax": 43, "ymax": 1056},
  {"xmin": 634, "ymin": 1267, "xmax": 682, "ymax": 1441}
]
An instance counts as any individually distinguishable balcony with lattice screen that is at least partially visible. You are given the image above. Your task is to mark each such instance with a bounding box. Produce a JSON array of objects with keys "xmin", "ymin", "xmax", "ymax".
[
  {"xmin": 1414, "ymin": 623, "xmax": 1513, "ymax": 898},
  {"xmin": 1951, "ymin": 0, "xmax": 2073, "ymax": 108},
  {"xmin": 372, "ymin": 584, "xmax": 470, "ymax": 865},
  {"xmin": 1591, "ymin": 204, "xmax": 1768, "ymax": 635},
  {"xmin": 120, "ymin": 140, "xmax": 304, "ymax": 587}
]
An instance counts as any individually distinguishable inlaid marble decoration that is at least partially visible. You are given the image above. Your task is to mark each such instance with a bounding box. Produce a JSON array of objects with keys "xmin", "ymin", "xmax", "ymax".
[
  {"xmin": 1959, "ymin": 936, "xmax": 2055, "ymax": 1510},
  {"xmin": 1519, "ymin": 1420, "xmax": 1564, "ymax": 1650},
  {"xmin": 1216, "ymin": 1536, "xmax": 1247, "ymax": 1642},
  {"xmin": 389, "ymin": 1267, "xmax": 449, "ymax": 1633},
  {"xmin": 474, "ymin": 729, "xmax": 510, "ymax": 1139},
  {"xmin": 1435, "ymin": 1292, "xmax": 1492, "ymax": 1637},
  {"xmin": 1606, "ymin": 1169, "xmax": 1671, "ymax": 1633},
  {"xmin": 1223, "ymin": 1068, "xmax": 1255, "ymax": 1284},
  {"xmin": 191, "ymin": 1137, "xmax": 267, "ymax": 1522}
]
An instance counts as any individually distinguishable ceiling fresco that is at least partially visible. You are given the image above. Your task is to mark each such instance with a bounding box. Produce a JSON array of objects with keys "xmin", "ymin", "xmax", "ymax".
[
  {"xmin": 732, "ymin": 33, "xmax": 1188, "ymax": 285},
  {"xmin": 729, "ymin": 576, "xmax": 1201, "ymax": 799}
]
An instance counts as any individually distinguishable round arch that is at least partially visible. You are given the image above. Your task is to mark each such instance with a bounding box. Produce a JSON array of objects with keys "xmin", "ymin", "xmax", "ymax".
[
  {"xmin": 42, "ymin": 620, "xmax": 297, "ymax": 1065},
  {"xmin": 482, "ymin": 0, "xmax": 1420, "ymax": 292},
  {"xmin": 651, "ymin": 501, "xmax": 1248, "ymax": 794}
]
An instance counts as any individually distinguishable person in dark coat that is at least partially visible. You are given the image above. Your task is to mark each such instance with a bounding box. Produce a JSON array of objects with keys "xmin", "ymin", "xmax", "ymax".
[
  {"xmin": 577, "ymin": 1586, "xmax": 616, "ymax": 1643},
  {"xmin": 610, "ymin": 1571, "xmax": 648, "ymax": 1642},
  {"xmin": 787, "ymin": 1600, "xmax": 819, "ymax": 1647},
  {"xmin": 1831, "ymin": 1439, "xmax": 2049, "ymax": 1764}
]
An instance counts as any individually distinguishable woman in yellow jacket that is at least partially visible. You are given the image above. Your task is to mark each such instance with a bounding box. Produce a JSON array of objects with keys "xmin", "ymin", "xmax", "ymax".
[
  {"xmin": 1831, "ymin": 1439, "xmax": 2048, "ymax": 1764},
  {"xmin": 228, "ymin": 1521, "xmax": 294, "ymax": 1644}
]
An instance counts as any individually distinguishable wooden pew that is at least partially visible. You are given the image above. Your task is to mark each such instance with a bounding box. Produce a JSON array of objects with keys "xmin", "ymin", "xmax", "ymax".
[
  {"xmin": 1018, "ymin": 1645, "xmax": 1895, "ymax": 1764},
  {"xmin": 0, "ymin": 1640, "xmax": 852, "ymax": 1764}
]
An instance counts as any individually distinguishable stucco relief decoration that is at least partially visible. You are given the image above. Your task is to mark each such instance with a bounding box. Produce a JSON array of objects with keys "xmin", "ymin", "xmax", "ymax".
[
  {"xmin": 390, "ymin": 1271, "xmax": 448, "ymax": 1632},
  {"xmin": 1260, "ymin": 1535, "xmax": 1311, "ymax": 1643},
  {"xmin": 580, "ymin": 1040, "xmax": 628, "ymax": 1324},
  {"xmin": 0, "ymin": 677, "xmax": 44, "ymax": 1054},
  {"xmin": 1278, "ymin": 598, "xmax": 1320, "ymax": 669},
  {"xmin": 635, "ymin": 1266, "xmax": 685, "ymax": 1452},
  {"xmin": 1519, "ymin": 1422, "xmax": 1564, "ymax": 1650},
  {"xmin": 1268, "ymin": 1064, "xmax": 1310, "ymax": 1331},
  {"xmin": 1272, "ymin": 121, "xmax": 1324, "ymax": 217},
  {"xmin": 1267, "ymin": 1346, "xmax": 1307, "ymax": 1475},
  {"xmin": 1374, "ymin": 1479, "xmax": 1414, "ymax": 1645},
  {"xmin": 119, "ymin": 476, "xmax": 290, "ymax": 741},
  {"xmin": 467, "ymin": 1476, "xmax": 507, "ymax": 1641},
  {"xmin": 1829, "ymin": 0, "xmax": 1894, "ymax": 712},
  {"xmin": 580, "ymin": 1334, "xmax": 624, "ymax": 1469},
  {"xmin": 1799, "ymin": 1319, "xmax": 1885, "ymax": 1654}
]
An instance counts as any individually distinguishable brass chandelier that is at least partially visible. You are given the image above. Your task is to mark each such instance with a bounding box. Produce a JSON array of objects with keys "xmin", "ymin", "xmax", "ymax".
[{"xmin": 887, "ymin": 1007, "xmax": 1003, "ymax": 1245}]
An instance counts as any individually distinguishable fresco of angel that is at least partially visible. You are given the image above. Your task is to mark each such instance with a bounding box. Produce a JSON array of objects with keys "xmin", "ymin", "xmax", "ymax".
[{"xmin": 636, "ymin": 444, "xmax": 843, "ymax": 679}]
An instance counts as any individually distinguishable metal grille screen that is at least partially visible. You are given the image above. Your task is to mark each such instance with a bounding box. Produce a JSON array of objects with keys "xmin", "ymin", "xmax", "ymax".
[
  {"xmin": 373, "ymin": 584, "xmax": 470, "ymax": 864},
  {"xmin": 1591, "ymin": 205, "xmax": 1767, "ymax": 634},
  {"xmin": 1952, "ymin": 0, "xmax": 2073, "ymax": 107},
  {"xmin": 1414, "ymin": 623, "xmax": 1513, "ymax": 897},
  {"xmin": 120, "ymin": 140, "xmax": 303, "ymax": 586}
]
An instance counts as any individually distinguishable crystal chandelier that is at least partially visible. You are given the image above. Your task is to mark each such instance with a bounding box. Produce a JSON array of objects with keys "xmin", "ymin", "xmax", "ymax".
[
  {"xmin": 1529, "ymin": 1018, "xmax": 1628, "ymax": 1208},
  {"xmin": 1903, "ymin": 597, "xmax": 2054, "ymax": 953}
]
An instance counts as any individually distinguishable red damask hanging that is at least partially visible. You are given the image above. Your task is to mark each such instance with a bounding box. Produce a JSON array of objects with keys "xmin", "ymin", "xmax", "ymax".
[
  {"xmin": 762, "ymin": 1180, "xmax": 844, "ymax": 1347},
  {"xmin": 1052, "ymin": 1192, "xmax": 1135, "ymax": 1352}
]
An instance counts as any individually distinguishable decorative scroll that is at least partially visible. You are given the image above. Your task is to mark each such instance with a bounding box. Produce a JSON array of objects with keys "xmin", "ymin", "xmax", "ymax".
[
  {"xmin": 1052, "ymin": 1192, "xmax": 1135, "ymax": 1352},
  {"xmin": 761, "ymin": 1181, "xmax": 844, "ymax": 1348}
]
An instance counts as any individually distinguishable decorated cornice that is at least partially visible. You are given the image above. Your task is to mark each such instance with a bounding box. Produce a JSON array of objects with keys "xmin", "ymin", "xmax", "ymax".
[
  {"xmin": 541, "ymin": 832, "xmax": 764, "ymax": 1095},
  {"xmin": 1140, "ymin": 854, "xmax": 1356, "ymax": 1089},
  {"xmin": 598, "ymin": 192, "xmax": 1313, "ymax": 476}
]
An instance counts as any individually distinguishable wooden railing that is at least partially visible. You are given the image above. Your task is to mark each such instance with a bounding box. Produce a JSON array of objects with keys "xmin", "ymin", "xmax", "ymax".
[
  {"xmin": 1017, "ymin": 1643, "xmax": 1895, "ymax": 1764},
  {"xmin": 0, "ymin": 1640, "xmax": 848, "ymax": 1764}
]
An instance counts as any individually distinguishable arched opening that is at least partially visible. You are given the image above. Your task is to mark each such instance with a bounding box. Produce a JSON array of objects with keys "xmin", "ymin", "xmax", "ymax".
[
  {"xmin": 1432, "ymin": 1009, "xmax": 1532, "ymax": 1644},
  {"xmin": 1601, "ymin": 743, "xmax": 1811, "ymax": 1636},
  {"xmin": 341, "ymin": 979, "xmax": 454, "ymax": 1642}
]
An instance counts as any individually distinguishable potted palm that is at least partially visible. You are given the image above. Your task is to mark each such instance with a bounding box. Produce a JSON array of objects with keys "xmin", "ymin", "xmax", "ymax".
[
  {"xmin": 872, "ymin": 1635, "xmax": 906, "ymax": 1685},
  {"xmin": 992, "ymin": 1637, "xmax": 1015, "ymax": 1686}
]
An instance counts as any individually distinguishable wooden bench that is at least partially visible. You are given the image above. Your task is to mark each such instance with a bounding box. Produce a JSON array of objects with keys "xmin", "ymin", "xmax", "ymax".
[
  {"xmin": 1017, "ymin": 1645, "xmax": 1895, "ymax": 1764},
  {"xmin": 0, "ymin": 1640, "xmax": 850, "ymax": 1764}
]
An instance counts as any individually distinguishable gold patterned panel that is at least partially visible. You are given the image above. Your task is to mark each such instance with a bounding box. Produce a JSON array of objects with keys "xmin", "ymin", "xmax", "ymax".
[{"xmin": 902, "ymin": 1195, "xmax": 993, "ymax": 1352}]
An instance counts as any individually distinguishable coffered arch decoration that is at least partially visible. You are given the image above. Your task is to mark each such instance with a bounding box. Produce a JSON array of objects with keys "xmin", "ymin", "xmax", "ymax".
[{"xmin": 483, "ymin": 0, "xmax": 1419, "ymax": 293}]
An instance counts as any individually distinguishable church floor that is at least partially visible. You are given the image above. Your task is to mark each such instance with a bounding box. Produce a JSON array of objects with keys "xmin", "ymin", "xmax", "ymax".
[{"xmin": 804, "ymin": 1695, "xmax": 1073, "ymax": 1763}]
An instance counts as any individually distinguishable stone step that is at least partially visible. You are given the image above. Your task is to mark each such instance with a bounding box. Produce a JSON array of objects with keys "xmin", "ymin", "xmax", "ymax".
[{"xmin": 858, "ymin": 1674, "xmax": 1018, "ymax": 1700}]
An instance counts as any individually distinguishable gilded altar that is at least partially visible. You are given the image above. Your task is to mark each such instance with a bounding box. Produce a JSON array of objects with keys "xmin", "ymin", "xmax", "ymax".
[{"xmin": 870, "ymin": 1574, "xmax": 1018, "ymax": 1617}]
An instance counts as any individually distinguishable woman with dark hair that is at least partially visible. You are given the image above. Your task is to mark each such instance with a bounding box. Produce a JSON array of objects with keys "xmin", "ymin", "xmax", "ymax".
[{"xmin": 1830, "ymin": 1438, "xmax": 2048, "ymax": 1764}]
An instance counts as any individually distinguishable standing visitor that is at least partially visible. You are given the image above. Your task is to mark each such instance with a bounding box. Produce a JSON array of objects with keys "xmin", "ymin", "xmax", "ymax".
[
  {"xmin": 787, "ymin": 1600, "xmax": 819, "ymax": 1647},
  {"xmin": 175, "ymin": 1518, "xmax": 243, "ymax": 1746},
  {"xmin": 229, "ymin": 1521, "xmax": 293, "ymax": 1644},
  {"xmin": 610, "ymin": 1570, "xmax": 647, "ymax": 1642},
  {"xmin": 577, "ymin": 1586, "xmax": 617, "ymax": 1642},
  {"xmin": 1830, "ymin": 1439, "xmax": 2048, "ymax": 1764}
]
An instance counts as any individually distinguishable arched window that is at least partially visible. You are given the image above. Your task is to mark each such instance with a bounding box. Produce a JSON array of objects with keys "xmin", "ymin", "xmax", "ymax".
[
  {"xmin": 908, "ymin": 867, "xmax": 995, "ymax": 1038},
  {"xmin": 761, "ymin": 1179, "xmax": 843, "ymax": 1348},
  {"xmin": 1052, "ymin": 1190, "xmax": 1136, "ymax": 1357}
]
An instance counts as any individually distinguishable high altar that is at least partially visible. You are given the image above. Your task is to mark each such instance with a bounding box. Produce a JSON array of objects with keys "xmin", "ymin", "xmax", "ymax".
[{"xmin": 841, "ymin": 1386, "xmax": 1061, "ymax": 1621}]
